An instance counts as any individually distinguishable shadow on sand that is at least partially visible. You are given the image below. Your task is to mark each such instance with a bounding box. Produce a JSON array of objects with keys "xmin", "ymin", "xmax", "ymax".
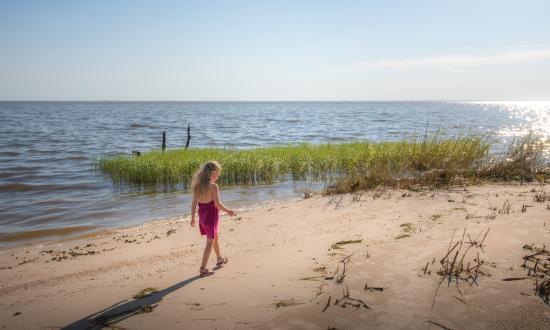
[{"xmin": 61, "ymin": 274, "xmax": 203, "ymax": 330}]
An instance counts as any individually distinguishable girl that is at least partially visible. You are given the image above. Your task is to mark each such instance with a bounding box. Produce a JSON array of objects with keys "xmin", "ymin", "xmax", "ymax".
[{"xmin": 190, "ymin": 160, "xmax": 236, "ymax": 277}]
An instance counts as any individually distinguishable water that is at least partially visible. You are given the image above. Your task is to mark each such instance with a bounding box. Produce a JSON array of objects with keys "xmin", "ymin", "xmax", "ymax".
[{"xmin": 1, "ymin": 101, "xmax": 549, "ymax": 247}]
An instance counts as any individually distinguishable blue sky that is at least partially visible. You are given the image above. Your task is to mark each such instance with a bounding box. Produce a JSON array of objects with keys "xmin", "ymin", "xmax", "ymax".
[{"xmin": 1, "ymin": 0, "xmax": 549, "ymax": 100}]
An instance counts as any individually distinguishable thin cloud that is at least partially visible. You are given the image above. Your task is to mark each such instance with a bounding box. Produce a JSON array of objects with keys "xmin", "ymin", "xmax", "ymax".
[{"xmin": 333, "ymin": 48, "xmax": 550, "ymax": 71}]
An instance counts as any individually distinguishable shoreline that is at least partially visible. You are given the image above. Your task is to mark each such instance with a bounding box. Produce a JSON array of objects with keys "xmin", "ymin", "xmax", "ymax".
[
  {"xmin": 0, "ymin": 193, "xmax": 304, "ymax": 250},
  {"xmin": 1, "ymin": 183, "xmax": 549, "ymax": 329}
]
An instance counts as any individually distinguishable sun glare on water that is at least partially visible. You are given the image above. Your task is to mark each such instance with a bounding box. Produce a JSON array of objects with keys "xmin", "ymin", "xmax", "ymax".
[{"xmin": 471, "ymin": 101, "xmax": 550, "ymax": 139}]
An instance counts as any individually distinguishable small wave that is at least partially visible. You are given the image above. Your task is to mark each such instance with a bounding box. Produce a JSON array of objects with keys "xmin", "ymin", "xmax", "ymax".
[
  {"xmin": 66, "ymin": 155, "xmax": 89, "ymax": 160},
  {"xmin": 0, "ymin": 171, "xmax": 18, "ymax": 179},
  {"xmin": 31, "ymin": 199, "xmax": 79, "ymax": 206},
  {"xmin": 0, "ymin": 225, "xmax": 97, "ymax": 243},
  {"xmin": 0, "ymin": 183, "xmax": 38, "ymax": 192},
  {"xmin": 130, "ymin": 123, "xmax": 157, "ymax": 128},
  {"xmin": 0, "ymin": 151, "xmax": 19, "ymax": 156},
  {"xmin": 0, "ymin": 182, "xmax": 99, "ymax": 193}
]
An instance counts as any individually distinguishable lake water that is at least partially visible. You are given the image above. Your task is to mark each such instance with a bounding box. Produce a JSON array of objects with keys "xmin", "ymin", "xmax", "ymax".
[{"xmin": 1, "ymin": 101, "xmax": 548, "ymax": 247}]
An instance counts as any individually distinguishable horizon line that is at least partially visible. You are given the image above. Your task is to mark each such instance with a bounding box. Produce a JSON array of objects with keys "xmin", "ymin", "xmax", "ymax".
[{"xmin": 1, "ymin": 99, "xmax": 549, "ymax": 103}]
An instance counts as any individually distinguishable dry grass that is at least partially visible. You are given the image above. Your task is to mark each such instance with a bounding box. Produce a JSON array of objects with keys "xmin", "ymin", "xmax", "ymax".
[{"xmin": 325, "ymin": 133, "xmax": 549, "ymax": 195}]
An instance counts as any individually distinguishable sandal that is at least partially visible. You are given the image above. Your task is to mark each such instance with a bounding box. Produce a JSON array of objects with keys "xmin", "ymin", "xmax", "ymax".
[
  {"xmin": 199, "ymin": 267, "xmax": 214, "ymax": 277},
  {"xmin": 216, "ymin": 257, "xmax": 228, "ymax": 267}
]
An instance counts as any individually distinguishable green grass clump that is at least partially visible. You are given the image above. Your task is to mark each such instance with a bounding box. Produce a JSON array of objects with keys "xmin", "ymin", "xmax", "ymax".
[
  {"xmin": 97, "ymin": 133, "xmax": 549, "ymax": 192},
  {"xmin": 99, "ymin": 142, "xmax": 385, "ymax": 187}
]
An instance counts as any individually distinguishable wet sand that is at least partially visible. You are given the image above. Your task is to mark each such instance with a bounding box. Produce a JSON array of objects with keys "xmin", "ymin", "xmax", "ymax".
[{"xmin": 0, "ymin": 183, "xmax": 549, "ymax": 329}]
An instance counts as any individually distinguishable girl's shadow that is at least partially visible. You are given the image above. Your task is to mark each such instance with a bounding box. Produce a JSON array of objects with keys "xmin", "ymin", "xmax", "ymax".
[{"xmin": 61, "ymin": 274, "xmax": 202, "ymax": 330}]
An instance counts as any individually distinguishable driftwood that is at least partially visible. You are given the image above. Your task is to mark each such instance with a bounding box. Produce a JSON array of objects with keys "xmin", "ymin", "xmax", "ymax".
[{"xmin": 185, "ymin": 124, "xmax": 191, "ymax": 149}]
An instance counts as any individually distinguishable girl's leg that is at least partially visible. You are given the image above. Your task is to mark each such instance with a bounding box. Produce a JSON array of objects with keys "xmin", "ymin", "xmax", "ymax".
[
  {"xmin": 212, "ymin": 235, "xmax": 222, "ymax": 259},
  {"xmin": 200, "ymin": 238, "xmax": 214, "ymax": 270}
]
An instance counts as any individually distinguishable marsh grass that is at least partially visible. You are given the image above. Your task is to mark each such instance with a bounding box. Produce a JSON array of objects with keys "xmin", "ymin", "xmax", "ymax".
[
  {"xmin": 99, "ymin": 142, "xmax": 361, "ymax": 187},
  {"xmin": 98, "ymin": 133, "xmax": 549, "ymax": 193},
  {"xmin": 325, "ymin": 133, "xmax": 549, "ymax": 194}
]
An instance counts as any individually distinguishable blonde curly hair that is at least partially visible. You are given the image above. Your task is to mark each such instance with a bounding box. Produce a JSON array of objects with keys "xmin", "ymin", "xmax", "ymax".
[{"xmin": 191, "ymin": 160, "xmax": 221, "ymax": 199}]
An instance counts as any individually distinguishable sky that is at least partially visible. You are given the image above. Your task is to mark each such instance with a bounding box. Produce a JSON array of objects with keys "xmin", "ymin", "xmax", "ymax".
[{"xmin": 1, "ymin": 0, "xmax": 550, "ymax": 101}]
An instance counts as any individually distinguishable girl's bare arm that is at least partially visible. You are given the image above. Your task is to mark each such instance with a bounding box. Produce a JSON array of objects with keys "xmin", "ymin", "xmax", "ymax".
[
  {"xmin": 211, "ymin": 184, "xmax": 236, "ymax": 216},
  {"xmin": 190, "ymin": 195, "xmax": 198, "ymax": 226}
]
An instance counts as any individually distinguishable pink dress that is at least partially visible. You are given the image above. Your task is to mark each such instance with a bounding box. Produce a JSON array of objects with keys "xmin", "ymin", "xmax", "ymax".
[{"xmin": 198, "ymin": 200, "xmax": 219, "ymax": 239}]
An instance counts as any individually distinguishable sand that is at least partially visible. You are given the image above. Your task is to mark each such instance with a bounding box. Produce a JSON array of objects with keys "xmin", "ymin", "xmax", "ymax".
[{"xmin": 1, "ymin": 183, "xmax": 549, "ymax": 329}]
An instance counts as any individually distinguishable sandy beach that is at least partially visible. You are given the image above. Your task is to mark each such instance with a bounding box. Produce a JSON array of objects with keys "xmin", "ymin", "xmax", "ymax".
[{"xmin": 1, "ymin": 183, "xmax": 549, "ymax": 329}]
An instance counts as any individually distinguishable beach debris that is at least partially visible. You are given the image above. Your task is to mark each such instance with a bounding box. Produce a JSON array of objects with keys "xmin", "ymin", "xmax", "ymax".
[
  {"xmin": 303, "ymin": 191, "xmax": 313, "ymax": 199},
  {"xmin": 534, "ymin": 190, "xmax": 548, "ymax": 202},
  {"xmin": 521, "ymin": 243, "xmax": 550, "ymax": 304},
  {"xmin": 334, "ymin": 252, "xmax": 355, "ymax": 284},
  {"xmin": 233, "ymin": 216, "xmax": 242, "ymax": 221},
  {"xmin": 502, "ymin": 277, "xmax": 530, "ymax": 281},
  {"xmin": 426, "ymin": 227, "xmax": 491, "ymax": 309},
  {"xmin": 166, "ymin": 229, "xmax": 176, "ymax": 236},
  {"xmin": 330, "ymin": 240, "xmax": 362, "ymax": 250},
  {"xmin": 465, "ymin": 213, "xmax": 482, "ymax": 220},
  {"xmin": 400, "ymin": 223, "xmax": 415, "ymax": 233},
  {"xmin": 452, "ymin": 295, "xmax": 469, "ymax": 305},
  {"xmin": 363, "ymin": 282, "xmax": 384, "ymax": 292},
  {"xmin": 521, "ymin": 204, "xmax": 533, "ymax": 213},
  {"xmin": 132, "ymin": 287, "xmax": 158, "ymax": 299},
  {"xmin": 395, "ymin": 220, "xmax": 417, "ymax": 239},
  {"xmin": 498, "ymin": 200, "xmax": 512, "ymax": 214},
  {"xmin": 328, "ymin": 195, "xmax": 344, "ymax": 209},
  {"xmin": 352, "ymin": 191, "xmax": 363, "ymax": 201},
  {"xmin": 333, "ymin": 285, "xmax": 370, "ymax": 310},
  {"xmin": 40, "ymin": 246, "xmax": 103, "ymax": 262},
  {"xmin": 299, "ymin": 275, "xmax": 326, "ymax": 281},
  {"xmin": 273, "ymin": 299, "xmax": 302, "ymax": 309},
  {"xmin": 183, "ymin": 302, "xmax": 203, "ymax": 310},
  {"xmin": 371, "ymin": 188, "xmax": 387, "ymax": 200},
  {"xmin": 423, "ymin": 261, "xmax": 431, "ymax": 275},
  {"xmin": 425, "ymin": 320, "xmax": 453, "ymax": 330},
  {"xmin": 322, "ymin": 296, "xmax": 331, "ymax": 312},
  {"xmin": 430, "ymin": 214, "xmax": 442, "ymax": 221},
  {"xmin": 13, "ymin": 311, "xmax": 21, "ymax": 317},
  {"xmin": 17, "ymin": 257, "xmax": 39, "ymax": 266},
  {"xmin": 313, "ymin": 265, "xmax": 326, "ymax": 272},
  {"xmin": 141, "ymin": 304, "xmax": 158, "ymax": 314}
]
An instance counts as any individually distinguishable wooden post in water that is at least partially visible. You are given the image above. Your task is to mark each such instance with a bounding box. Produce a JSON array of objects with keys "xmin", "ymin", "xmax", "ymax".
[
  {"xmin": 185, "ymin": 124, "xmax": 191, "ymax": 149},
  {"xmin": 162, "ymin": 131, "xmax": 166, "ymax": 152}
]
